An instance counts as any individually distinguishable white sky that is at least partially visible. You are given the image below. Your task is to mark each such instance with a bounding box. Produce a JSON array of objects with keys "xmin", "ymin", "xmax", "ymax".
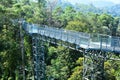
[
  {"xmin": 64, "ymin": 0, "xmax": 120, "ymax": 4},
  {"xmin": 91, "ymin": 0, "xmax": 120, "ymax": 4}
]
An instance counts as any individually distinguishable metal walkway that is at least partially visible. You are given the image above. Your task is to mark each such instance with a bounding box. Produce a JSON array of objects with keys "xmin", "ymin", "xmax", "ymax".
[
  {"xmin": 21, "ymin": 22, "xmax": 120, "ymax": 80},
  {"xmin": 22, "ymin": 23, "xmax": 120, "ymax": 54}
]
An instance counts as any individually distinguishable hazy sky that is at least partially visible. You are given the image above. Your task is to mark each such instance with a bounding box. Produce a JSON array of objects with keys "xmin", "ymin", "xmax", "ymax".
[
  {"xmin": 64, "ymin": 0, "xmax": 120, "ymax": 4},
  {"xmin": 90, "ymin": 0, "xmax": 120, "ymax": 4}
]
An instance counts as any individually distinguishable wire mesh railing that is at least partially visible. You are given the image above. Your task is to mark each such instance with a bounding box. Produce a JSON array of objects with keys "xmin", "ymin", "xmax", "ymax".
[{"xmin": 22, "ymin": 22, "xmax": 120, "ymax": 53}]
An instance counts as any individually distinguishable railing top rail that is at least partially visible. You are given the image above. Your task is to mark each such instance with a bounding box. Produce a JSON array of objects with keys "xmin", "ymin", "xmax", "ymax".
[{"xmin": 22, "ymin": 22, "xmax": 120, "ymax": 53}]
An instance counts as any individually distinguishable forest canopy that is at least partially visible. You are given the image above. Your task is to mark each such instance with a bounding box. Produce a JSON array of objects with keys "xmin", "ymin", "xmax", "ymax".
[{"xmin": 0, "ymin": 0, "xmax": 120, "ymax": 80}]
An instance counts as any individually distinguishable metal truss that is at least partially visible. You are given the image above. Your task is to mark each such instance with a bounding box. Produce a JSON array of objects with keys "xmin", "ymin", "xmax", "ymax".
[
  {"xmin": 82, "ymin": 50, "xmax": 120, "ymax": 80},
  {"xmin": 21, "ymin": 20, "xmax": 120, "ymax": 80},
  {"xmin": 32, "ymin": 34, "xmax": 45, "ymax": 80},
  {"xmin": 31, "ymin": 34, "xmax": 119, "ymax": 80},
  {"xmin": 83, "ymin": 50, "xmax": 109, "ymax": 80}
]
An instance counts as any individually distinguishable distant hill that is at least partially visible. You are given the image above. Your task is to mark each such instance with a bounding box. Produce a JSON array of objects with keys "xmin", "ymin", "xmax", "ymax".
[
  {"xmin": 75, "ymin": 4, "xmax": 120, "ymax": 17},
  {"xmin": 89, "ymin": 1, "xmax": 115, "ymax": 8},
  {"xmin": 61, "ymin": 0, "xmax": 115, "ymax": 8},
  {"xmin": 107, "ymin": 4, "xmax": 120, "ymax": 16},
  {"xmin": 74, "ymin": 4, "xmax": 103, "ymax": 14},
  {"xmin": 57, "ymin": 0, "xmax": 73, "ymax": 8},
  {"xmin": 56, "ymin": 0, "xmax": 120, "ymax": 17}
]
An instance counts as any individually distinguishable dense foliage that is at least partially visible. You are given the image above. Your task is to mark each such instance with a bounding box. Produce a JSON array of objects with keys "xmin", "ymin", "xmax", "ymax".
[{"xmin": 0, "ymin": 0, "xmax": 120, "ymax": 80}]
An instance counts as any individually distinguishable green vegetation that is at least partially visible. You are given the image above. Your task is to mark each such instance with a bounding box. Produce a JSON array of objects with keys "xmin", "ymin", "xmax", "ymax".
[{"xmin": 0, "ymin": 0, "xmax": 120, "ymax": 80}]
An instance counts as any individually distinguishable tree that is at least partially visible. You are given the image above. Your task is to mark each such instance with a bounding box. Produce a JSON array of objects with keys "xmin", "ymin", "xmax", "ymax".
[
  {"xmin": 0, "ymin": 0, "xmax": 34, "ymax": 79},
  {"xmin": 68, "ymin": 58, "xmax": 83, "ymax": 80},
  {"xmin": 98, "ymin": 14, "xmax": 119, "ymax": 36},
  {"xmin": 0, "ymin": 11, "xmax": 21, "ymax": 80},
  {"xmin": 65, "ymin": 20, "xmax": 88, "ymax": 32},
  {"xmin": 52, "ymin": 6, "xmax": 64, "ymax": 28}
]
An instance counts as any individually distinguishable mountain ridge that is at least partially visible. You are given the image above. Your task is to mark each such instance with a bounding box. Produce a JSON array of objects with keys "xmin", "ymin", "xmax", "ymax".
[{"xmin": 57, "ymin": 0, "xmax": 120, "ymax": 17}]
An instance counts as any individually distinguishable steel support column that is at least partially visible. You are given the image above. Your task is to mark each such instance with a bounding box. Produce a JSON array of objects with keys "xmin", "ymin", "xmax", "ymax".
[
  {"xmin": 20, "ymin": 21, "xmax": 25, "ymax": 80},
  {"xmin": 83, "ymin": 50, "xmax": 106, "ymax": 80},
  {"xmin": 32, "ymin": 35, "xmax": 45, "ymax": 80}
]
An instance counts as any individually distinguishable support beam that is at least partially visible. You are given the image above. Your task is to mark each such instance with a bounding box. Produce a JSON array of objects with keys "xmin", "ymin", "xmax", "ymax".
[
  {"xmin": 20, "ymin": 21, "xmax": 25, "ymax": 80},
  {"xmin": 32, "ymin": 35, "xmax": 45, "ymax": 80},
  {"xmin": 83, "ymin": 50, "xmax": 106, "ymax": 80}
]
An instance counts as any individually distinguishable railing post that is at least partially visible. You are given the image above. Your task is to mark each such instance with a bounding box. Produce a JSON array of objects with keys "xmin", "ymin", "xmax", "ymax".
[
  {"xmin": 100, "ymin": 36, "xmax": 102, "ymax": 49},
  {"xmin": 19, "ymin": 21, "xmax": 26, "ymax": 80},
  {"xmin": 88, "ymin": 34, "xmax": 91, "ymax": 48}
]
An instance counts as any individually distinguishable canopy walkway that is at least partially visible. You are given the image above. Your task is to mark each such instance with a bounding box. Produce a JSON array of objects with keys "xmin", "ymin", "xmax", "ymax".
[
  {"xmin": 21, "ymin": 21, "xmax": 120, "ymax": 80},
  {"xmin": 23, "ymin": 23, "xmax": 120, "ymax": 53}
]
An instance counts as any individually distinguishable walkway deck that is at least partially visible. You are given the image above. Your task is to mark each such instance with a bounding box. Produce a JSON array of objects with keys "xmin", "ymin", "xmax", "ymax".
[{"xmin": 22, "ymin": 23, "xmax": 120, "ymax": 53}]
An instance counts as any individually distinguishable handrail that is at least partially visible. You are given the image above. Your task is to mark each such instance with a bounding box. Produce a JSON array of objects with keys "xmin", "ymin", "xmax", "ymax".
[{"xmin": 22, "ymin": 22, "xmax": 120, "ymax": 53}]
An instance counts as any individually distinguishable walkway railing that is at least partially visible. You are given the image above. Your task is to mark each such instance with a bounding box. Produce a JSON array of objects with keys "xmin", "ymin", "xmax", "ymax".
[{"xmin": 22, "ymin": 22, "xmax": 120, "ymax": 53}]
